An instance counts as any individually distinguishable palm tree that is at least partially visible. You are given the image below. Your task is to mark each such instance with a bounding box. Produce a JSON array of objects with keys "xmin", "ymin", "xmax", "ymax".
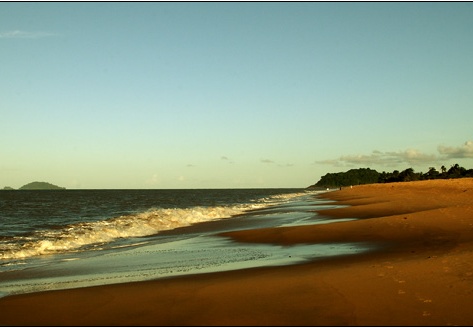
[{"xmin": 427, "ymin": 167, "xmax": 439, "ymax": 179}]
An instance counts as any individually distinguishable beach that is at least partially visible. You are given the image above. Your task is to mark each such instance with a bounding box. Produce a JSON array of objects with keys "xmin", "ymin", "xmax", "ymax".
[{"xmin": 1, "ymin": 179, "xmax": 473, "ymax": 326}]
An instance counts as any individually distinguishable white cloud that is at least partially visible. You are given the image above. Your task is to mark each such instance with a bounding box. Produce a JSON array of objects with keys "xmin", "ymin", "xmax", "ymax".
[
  {"xmin": 145, "ymin": 173, "xmax": 160, "ymax": 186},
  {"xmin": 386, "ymin": 149, "xmax": 438, "ymax": 165},
  {"xmin": 438, "ymin": 141, "xmax": 473, "ymax": 158},
  {"xmin": 339, "ymin": 152, "xmax": 393, "ymax": 165},
  {"xmin": 316, "ymin": 141, "xmax": 473, "ymax": 168},
  {"xmin": 261, "ymin": 159, "xmax": 275, "ymax": 164},
  {"xmin": 317, "ymin": 149, "xmax": 438, "ymax": 167},
  {"xmin": 0, "ymin": 30, "xmax": 57, "ymax": 39}
]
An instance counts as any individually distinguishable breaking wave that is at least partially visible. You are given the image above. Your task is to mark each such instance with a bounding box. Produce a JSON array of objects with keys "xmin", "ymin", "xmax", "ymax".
[{"xmin": 0, "ymin": 192, "xmax": 310, "ymax": 260}]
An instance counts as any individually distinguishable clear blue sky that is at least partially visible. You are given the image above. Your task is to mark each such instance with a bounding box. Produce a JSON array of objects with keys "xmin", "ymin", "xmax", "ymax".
[{"xmin": 1, "ymin": 2, "xmax": 473, "ymax": 189}]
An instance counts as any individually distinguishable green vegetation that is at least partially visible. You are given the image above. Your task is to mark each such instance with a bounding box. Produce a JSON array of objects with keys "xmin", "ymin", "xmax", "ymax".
[
  {"xmin": 309, "ymin": 168, "xmax": 379, "ymax": 189},
  {"xmin": 18, "ymin": 181, "xmax": 66, "ymax": 190},
  {"xmin": 309, "ymin": 164, "xmax": 473, "ymax": 189}
]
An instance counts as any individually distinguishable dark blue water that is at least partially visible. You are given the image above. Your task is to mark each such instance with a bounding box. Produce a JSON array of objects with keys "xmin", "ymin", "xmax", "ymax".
[
  {"xmin": 0, "ymin": 188, "xmax": 367, "ymax": 297},
  {"xmin": 0, "ymin": 189, "xmax": 306, "ymax": 260}
]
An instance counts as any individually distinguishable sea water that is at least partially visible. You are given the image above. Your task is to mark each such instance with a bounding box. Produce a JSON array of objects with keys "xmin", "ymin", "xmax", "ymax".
[{"xmin": 0, "ymin": 189, "xmax": 365, "ymax": 296}]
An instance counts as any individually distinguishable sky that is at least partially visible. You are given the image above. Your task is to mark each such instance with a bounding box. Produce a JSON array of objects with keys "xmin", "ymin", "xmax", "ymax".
[{"xmin": 1, "ymin": 2, "xmax": 473, "ymax": 189}]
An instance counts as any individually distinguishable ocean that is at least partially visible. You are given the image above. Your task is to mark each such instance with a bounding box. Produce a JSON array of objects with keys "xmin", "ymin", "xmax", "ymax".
[{"xmin": 0, "ymin": 188, "xmax": 364, "ymax": 297}]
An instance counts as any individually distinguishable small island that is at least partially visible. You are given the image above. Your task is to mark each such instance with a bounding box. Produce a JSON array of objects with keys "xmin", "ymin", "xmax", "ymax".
[{"xmin": 18, "ymin": 181, "xmax": 66, "ymax": 190}]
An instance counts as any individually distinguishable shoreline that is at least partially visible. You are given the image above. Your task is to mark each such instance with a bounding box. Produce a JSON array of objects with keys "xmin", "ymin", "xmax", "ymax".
[{"xmin": 1, "ymin": 179, "xmax": 473, "ymax": 325}]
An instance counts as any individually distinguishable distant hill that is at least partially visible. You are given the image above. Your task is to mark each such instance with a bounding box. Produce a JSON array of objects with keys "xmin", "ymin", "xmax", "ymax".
[
  {"xmin": 19, "ymin": 181, "xmax": 66, "ymax": 190},
  {"xmin": 308, "ymin": 168, "xmax": 380, "ymax": 189},
  {"xmin": 2, "ymin": 186, "xmax": 15, "ymax": 190}
]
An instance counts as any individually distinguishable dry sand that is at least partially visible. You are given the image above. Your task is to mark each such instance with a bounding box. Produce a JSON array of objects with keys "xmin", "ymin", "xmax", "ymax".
[{"xmin": 1, "ymin": 178, "xmax": 473, "ymax": 326}]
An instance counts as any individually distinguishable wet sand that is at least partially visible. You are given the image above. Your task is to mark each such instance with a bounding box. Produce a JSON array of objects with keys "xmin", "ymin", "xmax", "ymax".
[{"xmin": 1, "ymin": 179, "xmax": 473, "ymax": 326}]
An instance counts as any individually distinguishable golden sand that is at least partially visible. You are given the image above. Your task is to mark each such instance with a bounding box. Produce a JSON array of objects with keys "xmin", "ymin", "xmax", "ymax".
[{"xmin": 1, "ymin": 179, "xmax": 473, "ymax": 325}]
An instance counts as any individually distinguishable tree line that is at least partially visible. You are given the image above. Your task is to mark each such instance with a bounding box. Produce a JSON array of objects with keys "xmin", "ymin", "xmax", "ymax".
[{"xmin": 310, "ymin": 164, "xmax": 473, "ymax": 189}]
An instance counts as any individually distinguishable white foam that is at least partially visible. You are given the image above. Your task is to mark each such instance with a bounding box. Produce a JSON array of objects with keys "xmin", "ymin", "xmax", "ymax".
[{"xmin": 0, "ymin": 191, "xmax": 316, "ymax": 260}]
